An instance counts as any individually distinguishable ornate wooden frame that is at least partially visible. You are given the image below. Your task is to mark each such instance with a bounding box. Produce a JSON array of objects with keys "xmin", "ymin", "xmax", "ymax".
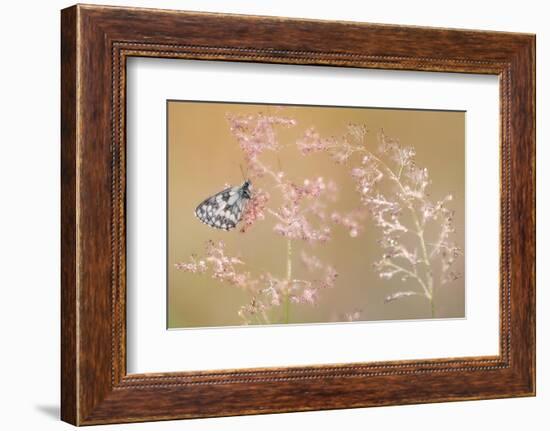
[{"xmin": 61, "ymin": 4, "xmax": 535, "ymax": 425}]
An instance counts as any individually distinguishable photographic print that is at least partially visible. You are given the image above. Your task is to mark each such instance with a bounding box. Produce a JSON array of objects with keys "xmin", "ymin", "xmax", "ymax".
[{"xmin": 168, "ymin": 101, "xmax": 465, "ymax": 329}]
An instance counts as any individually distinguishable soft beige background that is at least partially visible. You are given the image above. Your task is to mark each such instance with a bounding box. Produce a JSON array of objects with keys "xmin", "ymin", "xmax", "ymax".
[{"xmin": 168, "ymin": 101, "xmax": 465, "ymax": 328}]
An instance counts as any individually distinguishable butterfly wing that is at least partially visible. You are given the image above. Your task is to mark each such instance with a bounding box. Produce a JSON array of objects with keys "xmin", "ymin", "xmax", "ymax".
[{"xmin": 195, "ymin": 185, "xmax": 247, "ymax": 230}]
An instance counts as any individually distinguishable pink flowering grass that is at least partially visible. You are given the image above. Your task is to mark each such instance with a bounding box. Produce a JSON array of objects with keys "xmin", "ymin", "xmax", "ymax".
[
  {"xmin": 298, "ymin": 123, "xmax": 462, "ymax": 317},
  {"xmin": 175, "ymin": 111, "xmax": 462, "ymax": 324}
]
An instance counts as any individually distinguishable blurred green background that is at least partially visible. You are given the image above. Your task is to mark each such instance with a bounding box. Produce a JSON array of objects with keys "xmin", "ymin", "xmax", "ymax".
[{"xmin": 167, "ymin": 101, "xmax": 465, "ymax": 328}]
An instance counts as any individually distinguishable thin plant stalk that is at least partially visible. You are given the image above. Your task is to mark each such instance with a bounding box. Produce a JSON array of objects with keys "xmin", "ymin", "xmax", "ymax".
[{"xmin": 284, "ymin": 238, "xmax": 292, "ymax": 323}]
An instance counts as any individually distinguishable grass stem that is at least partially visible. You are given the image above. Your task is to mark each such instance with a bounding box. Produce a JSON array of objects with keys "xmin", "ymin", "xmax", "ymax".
[{"xmin": 284, "ymin": 238, "xmax": 292, "ymax": 323}]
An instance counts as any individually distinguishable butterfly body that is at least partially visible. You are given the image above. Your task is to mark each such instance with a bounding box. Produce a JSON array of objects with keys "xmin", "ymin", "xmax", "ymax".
[{"xmin": 195, "ymin": 180, "xmax": 252, "ymax": 230}]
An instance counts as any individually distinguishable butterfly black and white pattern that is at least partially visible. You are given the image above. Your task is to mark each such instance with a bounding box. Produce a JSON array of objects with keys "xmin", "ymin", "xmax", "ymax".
[{"xmin": 194, "ymin": 180, "xmax": 252, "ymax": 230}]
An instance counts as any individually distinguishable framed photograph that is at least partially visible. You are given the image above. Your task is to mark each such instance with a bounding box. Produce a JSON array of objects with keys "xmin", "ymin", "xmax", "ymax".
[
  {"xmin": 61, "ymin": 4, "xmax": 535, "ymax": 425},
  {"xmin": 165, "ymin": 101, "xmax": 466, "ymax": 329}
]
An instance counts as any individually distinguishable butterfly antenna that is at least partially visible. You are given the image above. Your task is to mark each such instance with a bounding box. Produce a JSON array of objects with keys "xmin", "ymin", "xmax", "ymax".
[{"xmin": 239, "ymin": 163, "xmax": 247, "ymax": 181}]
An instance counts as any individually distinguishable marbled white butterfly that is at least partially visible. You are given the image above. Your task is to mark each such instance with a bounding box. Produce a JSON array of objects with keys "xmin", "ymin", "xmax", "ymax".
[{"xmin": 194, "ymin": 180, "xmax": 252, "ymax": 230}]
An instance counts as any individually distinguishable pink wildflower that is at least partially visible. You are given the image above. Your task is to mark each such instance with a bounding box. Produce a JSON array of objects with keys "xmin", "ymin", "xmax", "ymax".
[
  {"xmin": 227, "ymin": 113, "xmax": 296, "ymax": 179},
  {"xmin": 300, "ymin": 251, "xmax": 323, "ymax": 272},
  {"xmin": 331, "ymin": 209, "xmax": 368, "ymax": 237},
  {"xmin": 240, "ymin": 189, "xmax": 270, "ymax": 233},
  {"xmin": 175, "ymin": 240, "xmax": 254, "ymax": 290},
  {"xmin": 296, "ymin": 127, "xmax": 335, "ymax": 155}
]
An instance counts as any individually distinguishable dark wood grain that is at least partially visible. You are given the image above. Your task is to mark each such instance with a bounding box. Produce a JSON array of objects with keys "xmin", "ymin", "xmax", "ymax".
[
  {"xmin": 61, "ymin": 4, "xmax": 536, "ymax": 425},
  {"xmin": 60, "ymin": 6, "xmax": 77, "ymax": 425}
]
